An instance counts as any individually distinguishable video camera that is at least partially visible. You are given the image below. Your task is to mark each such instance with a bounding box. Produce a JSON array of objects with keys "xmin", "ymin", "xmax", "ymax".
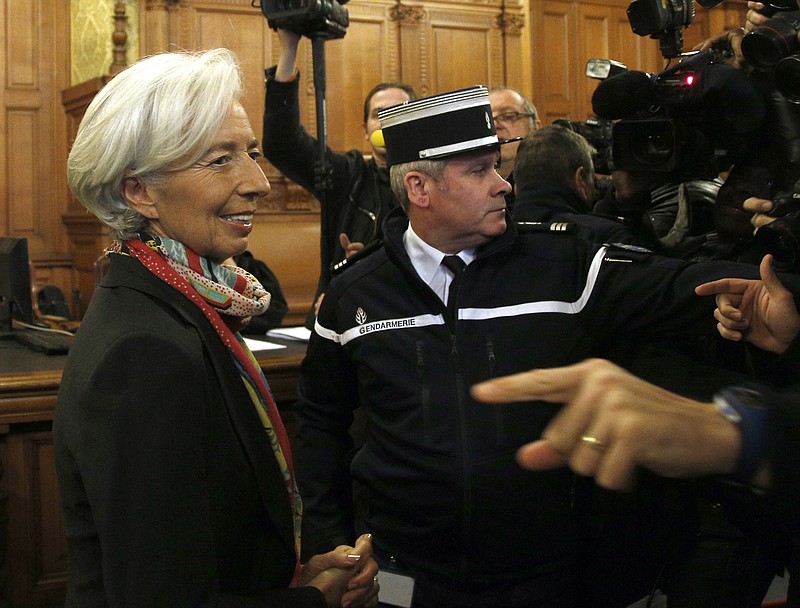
[
  {"xmin": 553, "ymin": 117, "xmax": 615, "ymax": 174},
  {"xmin": 259, "ymin": 0, "xmax": 349, "ymax": 40},
  {"xmin": 590, "ymin": 50, "xmax": 766, "ymax": 179},
  {"xmin": 626, "ymin": 0, "xmax": 695, "ymax": 58}
]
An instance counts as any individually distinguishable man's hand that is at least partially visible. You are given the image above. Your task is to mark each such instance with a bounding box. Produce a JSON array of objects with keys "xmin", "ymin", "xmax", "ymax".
[
  {"xmin": 470, "ymin": 359, "xmax": 741, "ymax": 491},
  {"xmin": 340, "ymin": 233, "xmax": 365, "ymax": 258},
  {"xmin": 313, "ymin": 292, "xmax": 325, "ymax": 317},
  {"xmin": 746, "ymin": 1, "xmax": 770, "ymax": 31},
  {"xmin": 693, "ymin": 28, "xmax": 747, "ymax": 68},
  {"xmin": 744, "ymin": 196, "xmax": 777, "ymax": 232},
  {"xmin": 275, "ymin": 29, "xmax": 302, "ymax": 82},
  {"xmin": 695, "ymin": 254, "xmax": 800, "ymax": 353}
]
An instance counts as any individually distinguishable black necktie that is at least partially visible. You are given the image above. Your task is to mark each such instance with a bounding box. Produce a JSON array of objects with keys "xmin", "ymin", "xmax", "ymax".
[{"xmin": 441, "ymin": 255, "xmax": 466, "ymax": 316}]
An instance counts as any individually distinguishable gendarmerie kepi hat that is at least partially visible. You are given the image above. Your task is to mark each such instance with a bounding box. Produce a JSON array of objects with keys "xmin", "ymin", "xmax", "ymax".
[{"xmin": 376, "ymin": 85, "xmax": 520, "ymax": 166}]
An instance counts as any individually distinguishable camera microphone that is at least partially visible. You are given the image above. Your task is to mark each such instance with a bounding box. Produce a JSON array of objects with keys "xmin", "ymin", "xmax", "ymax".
[{"xmin": 591, "ymin": 70, "xmax": 656, "ymax": 119}]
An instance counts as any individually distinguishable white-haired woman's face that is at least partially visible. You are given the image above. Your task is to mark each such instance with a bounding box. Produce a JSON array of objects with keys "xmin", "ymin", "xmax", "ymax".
[{"xmin": 126, "ymin": 101, "xmax": 270, "ymax": 262}]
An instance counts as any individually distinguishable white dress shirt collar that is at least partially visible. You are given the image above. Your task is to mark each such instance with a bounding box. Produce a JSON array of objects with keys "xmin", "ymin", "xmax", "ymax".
[{"xmin": 403, "ymin": 224, "xmax": 475, "ymax": 301}]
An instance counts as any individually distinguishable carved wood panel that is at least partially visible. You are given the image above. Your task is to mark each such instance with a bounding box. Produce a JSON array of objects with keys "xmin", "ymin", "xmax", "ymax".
[
  {"xmin": 4, "ymin": 429, "xmax": 68, "ymax": 608},
  {"xmin": 1, "ymin": 0, "xmax": 72, "ymax": 307}
]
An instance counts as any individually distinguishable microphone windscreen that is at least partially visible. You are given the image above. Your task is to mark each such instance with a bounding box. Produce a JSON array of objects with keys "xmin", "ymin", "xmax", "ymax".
[{"xmin": 591, "ymin": 70, "xmax": 655, "ymax": 119}]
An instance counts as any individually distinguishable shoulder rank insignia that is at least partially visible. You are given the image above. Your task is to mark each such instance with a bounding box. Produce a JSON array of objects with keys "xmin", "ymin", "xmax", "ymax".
[
  {"xmin": 515, "ymin": 221, "xmax": 576, "ymax": 233},
  {"xmin": 331, "ymin": 239, "xmax": 384, "ymax": 275}
]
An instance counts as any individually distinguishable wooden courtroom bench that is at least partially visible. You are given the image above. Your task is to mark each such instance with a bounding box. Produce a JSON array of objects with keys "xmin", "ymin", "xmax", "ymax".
[{"xmin": 246, "ymin": 213, "xmax": 320, "ymax": 327}]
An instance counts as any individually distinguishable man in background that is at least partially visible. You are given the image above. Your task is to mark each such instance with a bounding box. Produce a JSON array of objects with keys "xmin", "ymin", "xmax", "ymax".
[
  {"xmin": 488, "ymin": 86, "xmax": 541, "ymax": 213},
  {"xmin": 263, "ymin": 29, "xmax": 416, "ymax": 325},
  {"xmin": 512, "ymin": 124, "xmax": 641, "ymax": 245}
]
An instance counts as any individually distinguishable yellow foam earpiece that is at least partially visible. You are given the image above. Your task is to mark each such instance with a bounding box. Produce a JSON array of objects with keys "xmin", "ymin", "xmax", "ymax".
[{"xmin": 370, "ymin": 129, "xmax": 385, "ymax": 148}]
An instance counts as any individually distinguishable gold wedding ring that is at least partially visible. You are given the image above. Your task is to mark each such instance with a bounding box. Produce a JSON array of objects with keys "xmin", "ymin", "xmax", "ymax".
[{"xmin": 580, "ymin": 435, "xmax": 607, "ymax": 450}]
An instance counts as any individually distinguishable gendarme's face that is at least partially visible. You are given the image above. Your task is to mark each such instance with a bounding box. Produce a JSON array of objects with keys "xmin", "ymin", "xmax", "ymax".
[
  {"xmin": 428, "ymin": 149, "xmax": 511, "ymax": 251},
  {"xmin": 143, "ymin": 101, "xmax": 270, "ymax": 263}
]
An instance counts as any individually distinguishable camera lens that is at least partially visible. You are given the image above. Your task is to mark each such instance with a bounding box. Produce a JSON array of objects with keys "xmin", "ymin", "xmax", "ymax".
[
  {"xmin": 756, "ymin": 211, "xmax": 800, "ymax": 270},
  {"xmin": 629, "ymin": 122, "xmax": 675, "ymax": 167},
  {"xmin": 741, "ymin": 12, "xmax": 800, "ymax": 70},
  {"xmin": 612, "ymin": 119, "xmax": 679, "ymax": 172},
  {"xmin": 775, "ymin": 54, "xmax": 800, "ymax": 102}
]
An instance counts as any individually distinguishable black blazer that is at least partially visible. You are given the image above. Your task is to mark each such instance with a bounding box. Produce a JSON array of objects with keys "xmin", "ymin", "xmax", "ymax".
[{"xmin": 54, "ymin": 254, "xmax": 324, "ymax": 608}]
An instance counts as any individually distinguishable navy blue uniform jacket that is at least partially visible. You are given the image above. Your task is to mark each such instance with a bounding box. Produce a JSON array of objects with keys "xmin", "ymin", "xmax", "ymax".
[{"xmin": 295, "ymin": 208, "xmax": 762, "ymax": 586}]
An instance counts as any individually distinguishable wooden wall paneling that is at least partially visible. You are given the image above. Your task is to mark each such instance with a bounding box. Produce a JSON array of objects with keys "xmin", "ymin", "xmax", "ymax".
[
  {"xmin": 423, "ymin": 2, "xmax": 503, "ymax": 93},
  {"xmin": 395, "ymin": 1, "xmax": 431, "ymax": 96},
  {"xmin": 140, "ymin": 0, "xmax": 196, "ymax": 55},
  {"xmin": 610, "ymin": 10, "xmax": 663, "ymax": 75},
  {"xmin": 574, "ymin": 0, "xmax": 661, "ymax": 120},
  {"xmin": 61, "ymin": 78, "xmax": 113, "ymax": 319},
  {"xmin": 2, "ymin": 0, "xmax": 69, "ymax": 249},
  {"xmin": 191, "ymin": 1, "xmax": 272, "ymax": 155},
  {"xmin": 708, "ymin": 0, "xmax": 749, "ymax": 33},
  {"xmin": 319, "ymin": 0, "xmax": 402, "ymax": 154},
  {"xmin": 140, "ymin": 0, "xmax": 174, "ymax": 55},
  {"xmin": 0, "ymin": 0, "xmax": 5, "ymax": 242},
  {"xmin": 3, "ymin": 0, "xmax": 73, "ymax": 312},
  {"xmin": 4, "ymin": 429, "xmax": 67, "ymax": 607},
  {"xmin": 531, "ymin": 0, "xmax": 576, "ymax": 124},
  {"xmin": 575, "ymin": 2, "xmax": 614, "ymax": 120},
  {"xmin": 497, "ymin": 0, "xmax": 530, "ymax": 94}
]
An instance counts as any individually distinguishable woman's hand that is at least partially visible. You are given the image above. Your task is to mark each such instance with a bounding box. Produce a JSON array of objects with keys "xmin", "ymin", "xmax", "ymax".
[{"xmin": 300, "ymin": 534, "xmax": 380, "ymax": 607}]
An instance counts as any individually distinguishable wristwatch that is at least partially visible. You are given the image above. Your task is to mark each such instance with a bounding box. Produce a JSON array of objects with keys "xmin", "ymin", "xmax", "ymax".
[{"xmin": 712, "ymin": 386, "xmax": 771, "ymax": 480}]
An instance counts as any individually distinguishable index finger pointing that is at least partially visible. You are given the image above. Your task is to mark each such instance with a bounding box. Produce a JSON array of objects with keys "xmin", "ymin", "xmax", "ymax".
[{"xmin": 471, "ymin": 363, "xmax": 587, "ymax": 404}]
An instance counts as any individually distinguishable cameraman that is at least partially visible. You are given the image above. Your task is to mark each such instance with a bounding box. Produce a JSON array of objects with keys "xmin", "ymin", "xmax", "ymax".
[
  {"xmin": 263, "ymin": 29, "xmax": 416, "ymax": 325},
  {"xmin": 593, "ymin": 169, "xmax": 723, "ymax": 259},
  {"xmin": 692, "ymin": 4, "xmax": 800, "ymax": 274},
  {"xmin": 511, "ymin": 124, "xmax": 643, "ymax": 245}
]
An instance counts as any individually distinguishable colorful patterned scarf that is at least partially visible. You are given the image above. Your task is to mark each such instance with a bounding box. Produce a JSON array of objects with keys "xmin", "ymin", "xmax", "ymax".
[{"xmin": 112, "ymin": 235, "xmax": 302, "ymax": 583}]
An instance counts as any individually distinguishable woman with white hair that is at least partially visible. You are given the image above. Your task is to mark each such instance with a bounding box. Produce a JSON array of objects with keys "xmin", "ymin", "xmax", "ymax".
[{"xmin": 54, "ymin": 48, "xmax": 378, "ymax": 608}]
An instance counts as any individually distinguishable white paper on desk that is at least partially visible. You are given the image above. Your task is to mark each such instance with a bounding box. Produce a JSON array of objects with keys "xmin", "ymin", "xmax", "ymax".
[
  {"xmin": 243, "ymin": 337, "xmax": 287, "ymax": 352},
  {"xmin": 266, "ymin": 326, "xmax": 312, "ymax": 342}
]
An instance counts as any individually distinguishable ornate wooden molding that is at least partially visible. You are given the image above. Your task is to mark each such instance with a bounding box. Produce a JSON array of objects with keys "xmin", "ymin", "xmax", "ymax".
[
  {"xmin": 389, "ymin": 3, "xmax": 426, "ymax": 25},
  {"xmin": 496, "ymin": 12, "xmax": 525, "ymax": 35},
  {"xmin": 110, "ymin": 2, "xmax": 129, "ymax": 76},
  {"xmin": 144, "ymin": 0, "xmax": 183, "ymax": 6}
]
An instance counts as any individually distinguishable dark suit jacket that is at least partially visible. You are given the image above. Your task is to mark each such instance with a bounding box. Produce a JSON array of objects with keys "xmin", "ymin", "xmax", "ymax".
[{"xmin": 54, "ymin": 253, "xmax": 324, "ymax": 608}]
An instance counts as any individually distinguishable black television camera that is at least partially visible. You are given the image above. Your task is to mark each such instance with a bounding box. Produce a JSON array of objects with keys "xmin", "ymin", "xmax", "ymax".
[
  {"xmin": 591, "ymin": 51, "xmax": 766, "ymax": 180},
  {"xmin": 553, "ymin": 117, "xmax": 615, "ymax": 174},
  {"xmin": 626, "ymin": 0, "xmax": 695, "ymax": 58},
  {"xmin": 258, "ymin": 0, "xmax": 349, "ymax": 39}
]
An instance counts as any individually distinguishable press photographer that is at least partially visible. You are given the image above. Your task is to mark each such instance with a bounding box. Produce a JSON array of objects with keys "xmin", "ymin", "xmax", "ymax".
[{"xmin": 703, "ymin": 0, "xmax": 800, "ymax": 272}]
